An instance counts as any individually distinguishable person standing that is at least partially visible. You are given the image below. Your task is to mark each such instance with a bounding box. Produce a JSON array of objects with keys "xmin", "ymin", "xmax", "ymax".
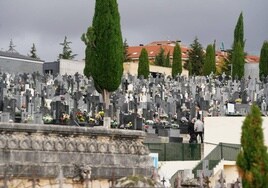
[
  {"xmin": 188, "ymin": 118, "xmax": 197, "ymax": 143},
  {"xmin": 194, "ymin": 118, "xmax": 204, "ymax": 143}
]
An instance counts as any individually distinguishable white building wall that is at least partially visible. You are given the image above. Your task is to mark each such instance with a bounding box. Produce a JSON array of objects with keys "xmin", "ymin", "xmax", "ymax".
[
  {"xmin": 59, "ymin": 59, "xmax": 85, "ymax": 75},
  {"xmin": 158, "ymin": 116, "xmax": 268, "ymax": 186},
  {"xmin": 244, "ymin": 63, "xmax": 259, "ymax": 80},
  {"xmin": 204, "ymin": 116, "xmax": 268, "ymax": 156},
  {"xmin": 123, "ymin": 62, "xmax": 189, "ymax": 77}
]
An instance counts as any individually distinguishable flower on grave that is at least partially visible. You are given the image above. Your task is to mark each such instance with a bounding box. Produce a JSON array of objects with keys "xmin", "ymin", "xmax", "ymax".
[
  {"xmin": 61, "ymin": 113, "xmax": 70, "ymax": 123},
  {"xmin": 235, "ymin": 98, "xmax": 242, "ymax": 103},
  {"xmin": 76, "ymin": 111, "xmax": 85, "ymax": 122},
  {"xmin": 95, "ymin": 111, "xmax": 104, "ymax": 120},
  {"xmin": 98, "ymin": 111, "xmax": 104, "ymax": 117},
  {"xmin": 126, "ymin": 122, "xmax": 133, "ymax": 128},
  {"xmin": 89, "ymin": 118, "xmax": 95, "ymax": 123},
  {"xmin": 43, "ymin": 114, "xmax": 53, "ymax": 123}
]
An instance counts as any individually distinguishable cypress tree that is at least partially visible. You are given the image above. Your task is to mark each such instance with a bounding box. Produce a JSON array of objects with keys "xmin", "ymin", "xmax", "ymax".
[
  {"xmin": 236, "ymin": 104, "xmax": 268, "ymax": 187},
  {"xmin": 154, "ymin": 47, "xmax": 165, "ymax": 66},
  {"xmin": 138, "ymin": 48, "xmax": 150, "ymax": 79},
  {"xmin": 165, "ymin": 51, "xmax": 171, "ymax": 67},
  {"xmin": 123, "ymin": 39, "xmax": 131, "ymax": 62},
  {"xmin": 259, "ymin": 41, "xmax": 268, "ymax": 81},
  {"xmin": 231, "ymin": 12, "xmax": 245, "ymax": 79},
  {"xmin": 83, "ymin": 0, "xmax": 124, "ymax": 111},
  {"xmin": 232, "ymin": 41, "xmax": 244, "ymax": 79},
  {"xmin": 233, "ymin": 12, "xmax": 245, "ymax": 48},
  {"xmin": 81, "ymin": 27, "xmax": 95, "ymax": 78},
  {"xmin": 172, "ymin": 43, "xmax": 182, "ymax": 78},
  {"xmin": 203, "ymin": 44, "xmax": 216, "ymax": 76}
]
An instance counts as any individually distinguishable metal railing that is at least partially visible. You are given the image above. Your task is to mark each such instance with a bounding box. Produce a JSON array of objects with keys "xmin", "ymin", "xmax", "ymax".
[
  {"xmin": 144, "ymin": 143, "xmax": 202, "ymax": 161},
  {"xmin": 192, "ymin": 142, "xmax": 241, "ymax": 177}
]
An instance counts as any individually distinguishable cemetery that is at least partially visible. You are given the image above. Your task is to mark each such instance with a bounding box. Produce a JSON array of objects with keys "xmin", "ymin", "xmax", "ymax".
[
  {"xmin": 0, "ymin": 70, "xmax": 267, "ymax": 131},
  {"xmin": 0, "ymin": 69, "xmax": 267, "ymax": 187},
  {"xmin": 1, "ymin": 0, "xmax": 267, "ymax": 186}
]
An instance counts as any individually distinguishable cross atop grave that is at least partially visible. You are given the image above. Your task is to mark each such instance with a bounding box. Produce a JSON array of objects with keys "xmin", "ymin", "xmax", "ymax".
[
  {"xmin": 72, "ymin": 91, "xmax": 83, "ymax": 114},
  {"xmin": 217, "ymin": 170, "xmax": 226, "ymax": 188},
  {"xmin": 74, "ymin": 72, "xmax": 81, "ymax": 91},
  {"xmin": 24, "ymin": 89, "xmax": 32, "ymax": 112},
  {"xmin": 123, "ymin": 79, "xmax": 129, "ymax": 93}
]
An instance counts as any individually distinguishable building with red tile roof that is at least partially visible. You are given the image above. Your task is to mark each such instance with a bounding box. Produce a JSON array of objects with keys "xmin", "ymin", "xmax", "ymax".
[
  {"xmin": 127, "ymin": 40, "xmax": 188, "ymax": 63},
  {"xmin": 126, "ymin": 40, "xmax": 260, "ymax": 78}
]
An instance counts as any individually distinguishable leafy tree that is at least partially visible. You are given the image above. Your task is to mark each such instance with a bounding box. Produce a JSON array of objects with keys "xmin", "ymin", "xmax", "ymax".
[
  {"xmin": 59, "ymin": 36, "xmax": 77, "ymax": 60},
  {"xmin": 231, "ymin": 12, "xmax": 245, "ymax": 79},
  {"xmin": 184, "ymin": 37, "xmax": 204, "ymax": 76},
  {"xmin": 123, "ymin": 38, "xmax": 131, "ymax": 62},
  {"xmin": 154, "ymin": 47, "xmax": 165, "ymax": 66},
  {"xmin": 259, "ymin": 41, "xmax": 268, "ymax": 81},
  {"xmin": 81, "ymin": 27, "xmax": 95, "ymax": 78},
  {"xmin": 83, "ymin": 0, "xmax": 124, "ymax": 112},
  {"xmin": 29, "ymin": 43, "xmax": 38, "ymax": 59},
  {"xmin": 165, "ymin": 51, "xmax": 171, "ymax": 67},
  {"xmin": 216, "ymin": 56, "xmax": 229, "ymax": 75},
  {"xmin": 172, "ymin": 42, "xmax": 182, "ymax": 78},
  {"xmin": 236, "ymin": 104, "xmax": 268, "ymax": 187},
  {"xmin": 203, "ymin": 44, "xmax": 216, "ymax": 76},
  {"xmin": 231, "ymin": 41, "xmax": 244, "ymax": 79},
  {"xmin": 138, "ymin": 48, "xmax": 150, "ymax": 79}
]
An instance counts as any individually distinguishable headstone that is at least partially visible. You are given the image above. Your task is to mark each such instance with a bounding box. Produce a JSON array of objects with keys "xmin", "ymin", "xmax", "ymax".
[{"xmin": 1, "ymin": 112, "xmax": 10, "ymax": 122}]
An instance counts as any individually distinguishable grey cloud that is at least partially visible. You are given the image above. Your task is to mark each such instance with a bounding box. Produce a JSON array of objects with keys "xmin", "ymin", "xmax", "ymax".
[{"xmin": 0, "ymin": 0, "xmax": 267, "ymax": 61}]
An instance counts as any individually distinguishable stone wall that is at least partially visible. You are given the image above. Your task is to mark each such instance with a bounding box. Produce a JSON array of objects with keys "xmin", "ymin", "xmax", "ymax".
[
  {"xmin": 0, "ymin": 123, "xmax": 153, "ymax": 187},
  {"xmin": 0, "ymin": 57, "xmax": 43, "ymax": 74}
]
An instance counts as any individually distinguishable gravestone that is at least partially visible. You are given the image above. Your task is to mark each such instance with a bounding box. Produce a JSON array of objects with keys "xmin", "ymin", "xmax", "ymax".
[{"xmin": 1, "ymin": 112, "xmax": 10, "ymax": 122}]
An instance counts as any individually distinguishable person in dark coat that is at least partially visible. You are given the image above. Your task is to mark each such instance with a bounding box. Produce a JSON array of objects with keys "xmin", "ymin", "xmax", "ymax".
[{"xmin": 188, "ymin": 118, "xmax": 197, "ymax": 143}]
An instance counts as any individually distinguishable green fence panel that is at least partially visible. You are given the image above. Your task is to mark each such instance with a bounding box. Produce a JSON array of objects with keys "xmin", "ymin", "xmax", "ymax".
[{"xmin": 144, "ymin": 143, "xmax": 201, "ymax": 161}]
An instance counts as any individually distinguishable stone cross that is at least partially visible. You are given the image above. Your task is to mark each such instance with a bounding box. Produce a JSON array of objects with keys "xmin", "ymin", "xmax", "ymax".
[
  {"xmin": 24, "ymin": 89, "xmax": 32, "ymax": 112},
  {"xmin": 218, "ymin": 170, "xmax": 226, "ymax": 188}
]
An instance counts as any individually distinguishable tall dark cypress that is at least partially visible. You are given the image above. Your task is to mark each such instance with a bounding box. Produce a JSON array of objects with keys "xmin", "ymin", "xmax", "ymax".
[
  {"xmin": 165, "ymin": 51, "xmax": 171, "ymax": 67},
  {"xmin": 232, "ymin": 41, "xmax": 244, "ymax": 79},
  {"xmin": 138, "ymin": 48, "xmax": 150, "ymax": 79},
  {"xmin": 233, "ymin": 12, "xmax": 245, "ymax": 48},
  {"xmin": 203, "ymin": 44, "xmax": 216, "ymax": 76},
  {"xmin": 236, "ymin": 104, "xmax": 268, "ymax": 187},
  {"xmin": 231, "ymin": 12, "xmax": 245, "ymax": 79},
  {"xmin": 83, "ymin": 0, "xmax": 124, "ymax": 111},
  {"xmin": 172, "ymin": 43, "xmax": 182, "ymax": 78},
  {"xmin": 154, "ymin": 47, "xmax": 165, "ymax": 66},
  {"xmin": 259, "ymin": 41, "xmax": 268, "ymax": 81},
  {"xmin": 92, "ymin": 0, "xmax": 123, "ymax": 91}
]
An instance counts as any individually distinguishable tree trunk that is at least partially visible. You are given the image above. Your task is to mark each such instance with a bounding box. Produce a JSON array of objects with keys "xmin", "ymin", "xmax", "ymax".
[
  {"xmin": 102, "ymin": 89, "xmax": 110, "ymax": 116},
  {"xmin": 102, "ymin": 89, "xmax": 111, "ymax": 128}
]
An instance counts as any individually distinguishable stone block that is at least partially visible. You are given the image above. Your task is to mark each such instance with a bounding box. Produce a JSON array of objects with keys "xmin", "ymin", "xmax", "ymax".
[{"xmin": 169, "ymin": 129, "xmax": 180, "ymax": 137}]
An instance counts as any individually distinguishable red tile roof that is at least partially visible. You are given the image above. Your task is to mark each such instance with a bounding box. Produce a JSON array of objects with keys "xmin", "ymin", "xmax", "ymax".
[
  {"xmin": 127, "ymin": 44, "xmax": 189, "ymax": 59},
  {"xmin": 127, "ymin": 41, "xmax": 260, "ymax": 64},
  {"xmin": 245, "ymin": 55, "xmax": 259, "ymax": 63}
]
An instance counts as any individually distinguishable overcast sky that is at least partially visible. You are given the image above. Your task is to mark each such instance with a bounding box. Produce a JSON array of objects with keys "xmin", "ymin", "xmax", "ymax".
[{"xmin": 0, "ymin": 0, "xmax": 267, "ymax": 62}]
